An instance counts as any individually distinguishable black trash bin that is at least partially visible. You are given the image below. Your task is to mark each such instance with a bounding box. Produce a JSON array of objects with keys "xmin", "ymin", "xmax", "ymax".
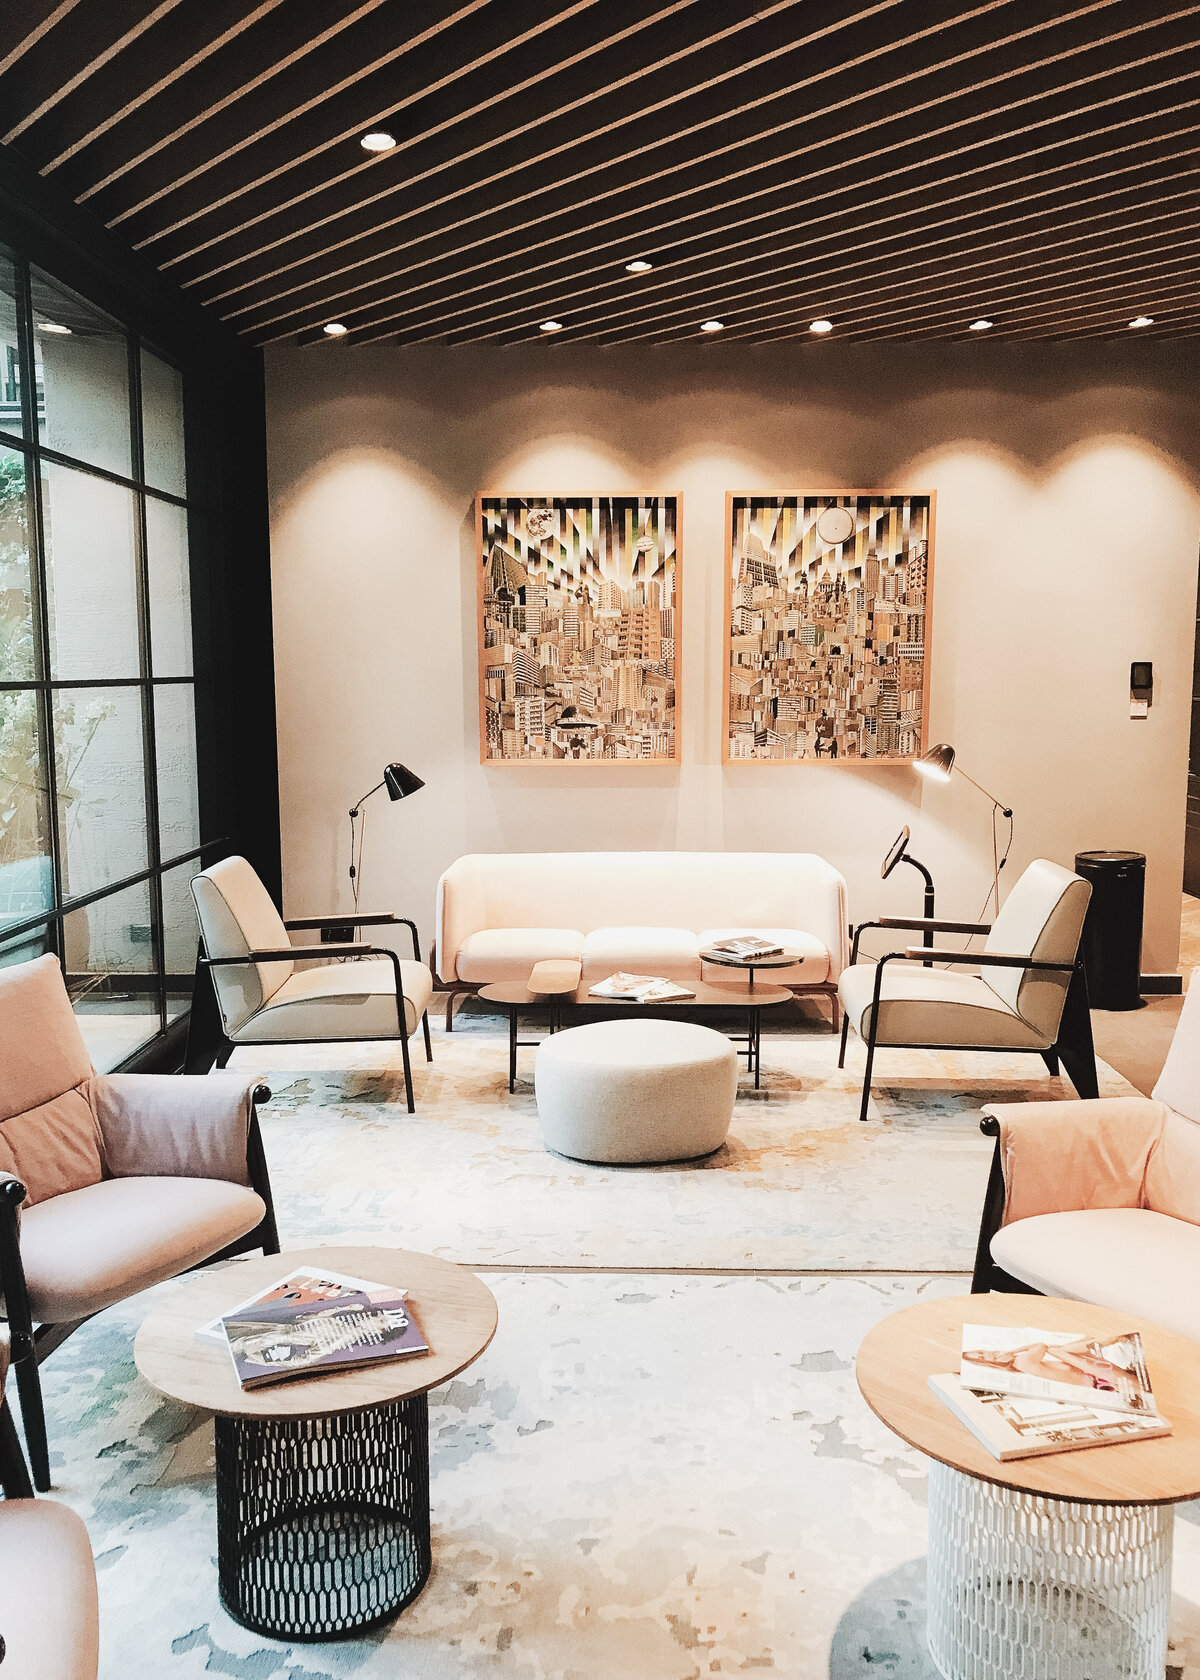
[{"xmin": 1073, "ymin": 850, "xmax": 1145, "ymax": 1011}]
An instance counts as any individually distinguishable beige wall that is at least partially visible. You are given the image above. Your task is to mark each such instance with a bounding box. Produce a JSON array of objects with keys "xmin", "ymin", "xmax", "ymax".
[{"xmin": 265, "ymin": 340, "xmax": 1200, "ymax": 973}]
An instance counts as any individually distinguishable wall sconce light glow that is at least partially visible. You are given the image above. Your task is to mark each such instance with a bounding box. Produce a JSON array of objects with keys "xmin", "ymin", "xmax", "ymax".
[
  {"xmin": 1129, "ymin": 315, "xmax": 1154, "ymax": 329},
  {"xmin": 625, "ymin": 259, "xmax": 653, "ymax": 273},
  {"xmin": 809, "ymin": 318, "xmax": 834, "ymax": 334},
  {"xmin": 539, "ymin": 320, "xmax": 563, "ymax": 333},
  {"xmin": 38, "ymin": 321, "xmax": 72, "ymax": 335},
  {"xmin": 323, "ymin": 322, "xmax": 348, "ymax": 336},
  {"xmin": 700, "ymin": 319, "xmax": 724, "ymax": 333},
  {"xmin": 969, "ymin": 318, "xmax": 993, "ymax": 331},
  {"xmin": 360, "ymin": 131, "xmax": 397, "ymax": 152}
]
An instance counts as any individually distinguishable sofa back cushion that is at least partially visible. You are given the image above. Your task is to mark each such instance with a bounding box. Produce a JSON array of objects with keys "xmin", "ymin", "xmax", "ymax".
[
  {"xmin": 1144, "ymin": 1107, "xmax": 1200, "ymax": 1224},
  {"xmin": 191, "ymin": 855, "xmax": 292, "ymax": 1034},
  {"xmin": 0, "ymin": 956, "xmax": 103, "ymax": 1205},
  {"xmin": 1151, "ymin": 972, "xmax": 1200, "ymax": 1124},
  {"xmin": 436, "ymin": 852, "xmax": 848, "ymax": 982}
]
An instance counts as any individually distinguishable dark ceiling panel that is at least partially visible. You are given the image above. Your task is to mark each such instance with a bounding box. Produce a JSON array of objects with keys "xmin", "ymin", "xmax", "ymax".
[{"xmin": 2, "ymin": 0, "xmax": 1198, "ymax": 340}]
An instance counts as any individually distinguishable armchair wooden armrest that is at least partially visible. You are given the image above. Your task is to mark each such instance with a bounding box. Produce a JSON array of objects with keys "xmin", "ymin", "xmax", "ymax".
[
  {"xmin": 878, "ymin": 915, "xmax": 992, "ymax": 934},
  {"xmin": 902, "ymin": 946, "xmax": 1075, "ymax": 970}
]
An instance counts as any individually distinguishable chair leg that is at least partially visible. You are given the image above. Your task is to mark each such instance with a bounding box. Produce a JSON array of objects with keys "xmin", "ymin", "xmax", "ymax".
[
  {"xmin": 0, "ymin": 1398, "xmax": 33, "ymax": 1499},
  {"xmin": 213, "ymin": 1038, "xmax": 234, "ymax": 1070},
  {"xmin": 444, "ymin": 990, "xmax": 457, "ymax": 1032},
  {"xmin": 422, "ymin": 1009, "xmax": 433, "ymax": 1062},
  {"xmin": 1040, "ymin": 1048, "xmax": 1060, "ymax": 1076},
  {"xmin": 1054, "ymin": 966, "xmax": 1099, "ymax": 1100},
  {"xmin": 858, "ymin": 1026, "xmax": 878, "ymax": 1123},
  {"xmin": 14, "ymin": 1355, "xmax": 51, "ymax": 1492},
  {"xmin": 400, "ymin": 1025, "xmax": 415, "ymax": 1114},
  {"xmin": 837, "ymin": 1013, "xmax": 851, "ymax": 1070},
  {"xmin": 828, "ymin": 993, "xmax": 840, "ymax": 1034}
]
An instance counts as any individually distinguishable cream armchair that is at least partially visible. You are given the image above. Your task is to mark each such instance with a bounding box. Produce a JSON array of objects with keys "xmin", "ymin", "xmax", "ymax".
[
  {"xmin": 972, "ymin": 977, "xmax": 1200, "ymax": 1341},
  {"xmin": 837, "ymin": 858, "xmax": 1096, "ymax": 1123},
  {"xmin": 0, "ymin": 955, "xmax": 278, "ymax": 1492},
  {"xmin": 0, "ymin": 1328, "xmax": 99, "ymax": 1678},
  {"xmin": 190, "ymin": 856, "xmax": 434, "ymax": 1113}
]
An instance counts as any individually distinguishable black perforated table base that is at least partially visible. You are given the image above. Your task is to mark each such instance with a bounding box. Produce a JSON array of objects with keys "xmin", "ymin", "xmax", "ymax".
[{"xmin": 214, "ymin": 1393, "xmax": 431, "ymax": 1640}]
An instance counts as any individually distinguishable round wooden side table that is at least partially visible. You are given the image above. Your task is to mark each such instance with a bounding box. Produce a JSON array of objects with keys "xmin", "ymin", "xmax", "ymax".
[
  {"xmin": 135, "ymin": 1246, "xmax": 497, "ymax": 1641},
  {"xmin": 857, "ymin": 1293, "xmax": 1200, "ymax": 1680}
]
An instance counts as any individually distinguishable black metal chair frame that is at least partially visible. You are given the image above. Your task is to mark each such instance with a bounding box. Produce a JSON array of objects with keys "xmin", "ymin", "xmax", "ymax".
[
  {"xmin": 0, "ymin": 1086, "xmax": 280, "ymax": 1493},
  {"xmin": 970, "ymin": 1112, "xmax": 1051, "ymax": 1297},
  {"xmin": 837, "ymin": 914, "xmax": 1099, "ymax": 1124},
  {"xmin": 189, "ymin": 912, "xmax": 433, "ymax": 1114}
]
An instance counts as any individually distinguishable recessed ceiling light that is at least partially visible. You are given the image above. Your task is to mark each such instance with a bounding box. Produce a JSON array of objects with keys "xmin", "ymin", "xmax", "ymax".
[
  {"xmin": 539, "ymin": 320, "xmax": 563, "ymax": 333},
  {"xmin": 809, "ymin": 318, "xmax": 834, "ymax": 334},
  {"xmin": 39, "ymin": 321, "xmax": 71, "ymax": 335},
  {"xmin": 700, "ymin": 319, "xmax": 724, "ymax": 333},
  {"xmin": 625, "ymin": 259, "xmax": 653, "ymax": 273},
  {"xmin": 360, "ymin": 131, "xmax": 397, "ymax": 152},
  {"xmin": 969, "ymin": 317, "xmax": 993, "ymax": 331},
  {"xmin": 323, "ymin": 322, "xmax": 348, "ymax": 336},
  {"xmin": 1129, "ymin": 315, "xmax": 1154, "ymax": 328}
]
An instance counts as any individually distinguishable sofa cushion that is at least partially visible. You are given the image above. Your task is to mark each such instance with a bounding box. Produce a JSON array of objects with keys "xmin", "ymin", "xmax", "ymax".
[
  {"xmin": 838, "ymin": 961, "xmax": 1045, "ymax": 1049},
  {"xmin": 455, "ymin": 928, "xmax": 584, "ymax": 984},
  {"xmin": 0, "ymin": 1496, "xmax": 99, "ymax": 1679},
  {"xmin": 0, "ymin": 1086, "xmax": 104, "ymax": 1207},
  {"xmin": 991, "ymin": 1207, "xmax": 1200, "ymax": 1342},
  {"xmin": 19, "ymin": 1176, "xmax": 266, "ymax": 1323},
  {"xmin": 0, "ymin": 954, "xmax": 93, "ymax": 1122},
  {"xmin": 230, "ymin": 956, "xmax": 432, "ymax": 1041},
  {"xmin": 699, "ymin": 927, "xmax": 829, "ymax": 986},
  {"xmin": 1144, "ymin": 1107, "xmax": 1200, "ymax": 1224},
  {"xmin": 580, "ymin": 927, "xmax": 701, "ymax": 986}
]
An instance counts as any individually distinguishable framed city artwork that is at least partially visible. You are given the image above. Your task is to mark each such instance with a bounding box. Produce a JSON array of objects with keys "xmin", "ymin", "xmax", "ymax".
[
  {"xmin": 723, "ymin": 492, "xmax": 935, "ymax": 764},
  {"xmin": 476, "ymin": 494, "xmax": 681, "ymax": 764}
]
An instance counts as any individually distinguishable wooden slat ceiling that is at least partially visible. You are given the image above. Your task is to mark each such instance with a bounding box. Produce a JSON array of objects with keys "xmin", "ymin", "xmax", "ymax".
[{"xmin": 2, "ymin": 0, "xmax": 1199, "ymax": 343}]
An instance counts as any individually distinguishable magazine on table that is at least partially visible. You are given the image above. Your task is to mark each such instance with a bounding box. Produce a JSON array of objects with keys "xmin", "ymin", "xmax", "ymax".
[
  {"xmin": 708, "ymin": 937, "xmax": 784, "ymax": 959},
  {"xmin": 959, "ymin": 1325, "xmax": 1157, "ymax": 1416},
  {"xmin": 588, "ymin": 972, "xmax": 695, "ymax": 1002},
  {"xmin": 929, "ymin": 1373, "xmax": 1172, "ymax": 1460},
  {"xmin": 222, "ymin": 1293, "xmax": 430, "ymax": 1389},
  {"xmin": 195, "ymin": 1266, "xmax": 408, "ymax": 1345}
]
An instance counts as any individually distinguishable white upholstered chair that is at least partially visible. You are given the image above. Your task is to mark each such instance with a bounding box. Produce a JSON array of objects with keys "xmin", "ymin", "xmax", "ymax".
[
  {"xmin": 972, "ymin": 975, "xmax": 1200, "ymax": 1340},
  {"xmin": 0, "ymin": 955, "xmax": 278, "ymax": 1492},
  {"xmin": 189, "ymin": 856, "xmax": 434, "ymax": 1113},
  {"xmin": 837, "ymin": 858, "xmax": 1096, "ymax": 1123},
  {"xmin": 0, "ymin": 1328, "xmax": 99, "ymax": 1679}
]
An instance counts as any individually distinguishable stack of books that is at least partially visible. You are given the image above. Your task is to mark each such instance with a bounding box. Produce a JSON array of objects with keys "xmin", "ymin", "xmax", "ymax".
[
  {"xmin": 588, "ymin": 972, "xmax": 695, "ymax": 1002},
  {"xmin": 929, "ymin": 1323, "xmax": 1170, "ymax": 1460},
  {"xmin": 707, "ymin": 937, "xmax": 784, "ymax": 959},
  {"xmin": 198, "ymin": 1266, "xmax": 431, "ymax": 1391}
]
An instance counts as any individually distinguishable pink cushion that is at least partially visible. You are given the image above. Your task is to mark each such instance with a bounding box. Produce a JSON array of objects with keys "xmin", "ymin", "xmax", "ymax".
[
  {"xmin": 0, "ymin": 956, "xmax": 92, "ymax": 1122},
  {"xmin": 0, "ymin": 1495, "xmax": 99, "ymax": 1679},
  {"xmin": 0, "ymin": 1087, "xmax": 103, "ymax": 1207}
]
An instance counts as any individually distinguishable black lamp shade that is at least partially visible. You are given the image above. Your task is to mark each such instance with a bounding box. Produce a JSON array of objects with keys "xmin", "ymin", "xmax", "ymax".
[
  {"xmin": 383, "ymin": 762, "xmax": 424, "ymax": 800},
  {"xmin": 914, "ymin": 742, "xmax": 955, "ymax": 782}
]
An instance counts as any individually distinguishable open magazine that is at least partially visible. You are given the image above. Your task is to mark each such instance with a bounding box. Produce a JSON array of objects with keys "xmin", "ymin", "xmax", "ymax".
[
  {"xmin": 930, "ymin": 1373, "xmax": 1171, "ymax": 1460},
  {"xmin": 588, "ymin": 972, "xmax": 695, "ymax": 1002},
  {"xmin": 222, "ymin": 1294, "xmax": 429, "ymax": 1390},
  {"xmin": 960, "ymin": 1325, "xmax": 1157, "ymax": 1417},
  {"xmin": 196, "ymin": 1266, "xmax": 408, "ymax": 1345},
  {"xmin": 707, "ymin": 937, "xmax": 783, "ymax": 959}
]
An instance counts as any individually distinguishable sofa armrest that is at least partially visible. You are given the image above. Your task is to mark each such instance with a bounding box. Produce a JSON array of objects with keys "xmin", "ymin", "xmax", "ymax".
[
  {"xmin": 435, "ymin": 857, "xmax": 486, "ymax": 984},
  {"xmin": 91, "ymin": 1074, "xmax": 270, "ymax": 1187},
  {"xmin": 983, "ymin": 1096, "xmax": 1167, "ymax": 1227}
]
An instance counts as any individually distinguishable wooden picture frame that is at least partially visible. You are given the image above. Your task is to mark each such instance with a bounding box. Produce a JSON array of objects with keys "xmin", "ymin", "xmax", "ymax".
[
  {"xmin": 476, "ymin": 494, "xmax": 682, "ymax": 765},
  {"xmin": 722, "ymin": 490, "xmax": 936, "ymax": 766}
]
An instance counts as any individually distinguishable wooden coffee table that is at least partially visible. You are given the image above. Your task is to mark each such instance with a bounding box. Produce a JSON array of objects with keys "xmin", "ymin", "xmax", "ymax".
[
  {"xmin": 857, "ymin": 1293, "xmax": 1200, "ymax": 1680},
  {"xmin": 135, "ymin": 1246, "xmax": 497, "ymax": 1641},
  {"xmin": 478, "ymin": 978, "xmax": 792, "ymax": 1091}
]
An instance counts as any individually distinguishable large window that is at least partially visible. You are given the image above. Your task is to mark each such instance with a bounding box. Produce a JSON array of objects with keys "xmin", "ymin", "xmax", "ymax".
[{"xmin": 0, "ymin": 246, "xmax": 204, "ymax": 1067}]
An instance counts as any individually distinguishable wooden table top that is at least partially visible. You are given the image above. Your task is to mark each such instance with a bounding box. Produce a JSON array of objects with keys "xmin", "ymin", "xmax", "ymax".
[
  {"xmin": 857, "ymin": 1293, "xmax": 1200, "ymax": 1505},
  {"xmin": 134, "ymin": 1246, "xmax": 497, "ymax": 1421},
  {"xmin": 478, "ymin": 979, "xmax": 793, "ymax": 1008}
]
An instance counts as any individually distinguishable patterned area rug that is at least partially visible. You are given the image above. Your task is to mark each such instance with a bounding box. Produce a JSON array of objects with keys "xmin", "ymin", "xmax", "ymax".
[
  {"xmin": 19, "ymin": 1006, "xmax": 1187, "ymax": 1679},
  {"xmin": 239, "ymin": 1005, "xmax": 1137, "ymax": 1273}
]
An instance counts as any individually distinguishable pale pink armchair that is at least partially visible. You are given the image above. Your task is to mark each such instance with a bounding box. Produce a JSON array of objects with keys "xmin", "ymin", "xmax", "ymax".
[
  {"xmin": 0, "ymin": 955, "xmax": 278, "ymax": 1491},
  {"xmin": 972, "ymin": 974, "xmax": 1200, "ymax": 1341}
]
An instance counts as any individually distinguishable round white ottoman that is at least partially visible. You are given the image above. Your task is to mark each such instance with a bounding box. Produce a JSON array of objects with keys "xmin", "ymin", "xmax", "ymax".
[{"xmin": 534, "ymin": 1018, "xmax": 738, "ymax": 1164}]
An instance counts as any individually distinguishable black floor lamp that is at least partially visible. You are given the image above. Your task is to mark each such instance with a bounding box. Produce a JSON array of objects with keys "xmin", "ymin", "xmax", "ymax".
[
  {"xmin": 914, "ymin": 742, "xmax": 1014, "ymax": 918},
  {"xmin": 349, "ymin": 762, "xmax": 424, "ymax": 910}
]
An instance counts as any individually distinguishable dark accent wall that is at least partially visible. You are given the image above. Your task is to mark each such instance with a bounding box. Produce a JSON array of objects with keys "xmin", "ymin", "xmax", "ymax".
[{"xmin": 0, "ymin": 142, "xmax": 281, "ymax": 906}]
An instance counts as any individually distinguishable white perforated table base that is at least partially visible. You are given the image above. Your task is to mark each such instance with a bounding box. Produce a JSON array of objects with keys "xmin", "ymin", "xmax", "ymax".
[{"xmin": 926, "ymin": 1459, "xmax": 1173, "ymax": 1680}]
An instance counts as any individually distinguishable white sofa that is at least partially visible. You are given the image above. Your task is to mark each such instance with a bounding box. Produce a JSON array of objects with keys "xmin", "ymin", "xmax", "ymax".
[{"xmin": 434, "ymin": 851, "xmax": 848, "ymax": 1024}]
